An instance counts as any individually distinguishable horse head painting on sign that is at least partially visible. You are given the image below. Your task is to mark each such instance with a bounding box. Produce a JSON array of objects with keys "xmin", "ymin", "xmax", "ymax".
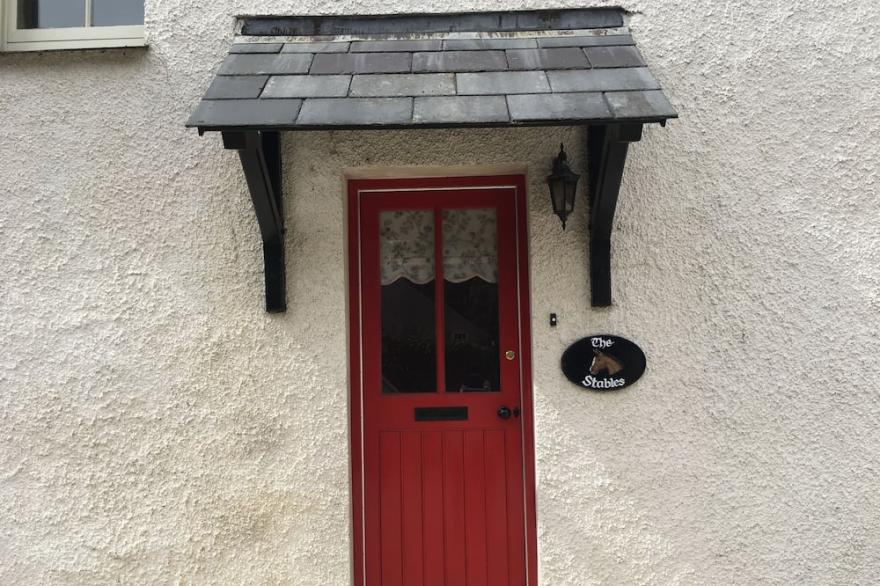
[{"xmin": 590, "ymin": 350, "xmax": 623, "ymax": 376}]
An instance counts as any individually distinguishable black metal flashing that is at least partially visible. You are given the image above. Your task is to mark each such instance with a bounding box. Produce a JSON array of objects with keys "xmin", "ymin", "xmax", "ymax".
[{"xmin": 241, "ymin": 8, "xmax": 624, "ymax": 37}]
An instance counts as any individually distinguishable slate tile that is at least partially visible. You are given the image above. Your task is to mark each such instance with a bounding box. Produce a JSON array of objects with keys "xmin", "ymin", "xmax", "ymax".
[
  {"xmin": 282, "ymin": 41, "xmax": 350, "ymax": 53},
  {"xmin": 349, "ymin": 73, "xmax": 454, "ymax": 97},
  {"xmin": 443, "ymin": 38, "xmax": 537, "ymax": 50},
  {"xmin": 537, "ymin": 35, "xmax": 634, "ymax": 48},
  {"xmin": 186, "ymin": 99, "xmax": 303, "ymax": 127},
  {"xmin": 229, "ymin": 43, "xmax": 283, "ymax": 54},
  {"xmin": 310, "ymin": 52, "xmax": 412, "ymax": 74},
  {"xmin": 605, "ymin": 90, "xmax": 677, "ymax": 119},
  {"xmin": 262, "ymin": 75, "xmax": 351, "ymax": 98},
  {"xmin": 413, "ymin": 96, "xmax": 509, "ymax": 124},
  {"xmin": 296, "ymin": 97, "xmax": 413, "ymax": 126},
  {"xmin": 351, "ymin": 39, "xmax": 442, "ymax": 52},
  {"xmin": 456, "ymin": 71, "xmax": 550, "ymax": 95},
  {"xmin": 507, "ymin": 92, "xmax": 610, "ymax": 122},
  {"xmin": 585, "ymin": 46, "xmax": 645, "ymax": 68},
  {"xmin": 203, "ymin": 75, "xmax": 269, "ymax": 99},
  {"xmin": 218, "ymin": 53, "xmax": 313, "ymax": 75},
  {"xmin": 412, "ymin": 51, "xmax": 507, "ymax": 72},
  {"xmin": 547, "ymin": 68, "xmax": 660, "ymax": 92},
  {"xmin": 506, "ymin": 48, "xmax": 589, "ymax": 70}
]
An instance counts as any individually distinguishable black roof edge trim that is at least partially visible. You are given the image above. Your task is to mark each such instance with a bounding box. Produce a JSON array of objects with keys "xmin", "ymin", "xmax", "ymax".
[
  {"xmin": 188, "ymin": 117, "xmax": 675, "ymax": 133},
  {"xmin": 240, "ymin": 8, "xmax": 626, "ymax": 37}
]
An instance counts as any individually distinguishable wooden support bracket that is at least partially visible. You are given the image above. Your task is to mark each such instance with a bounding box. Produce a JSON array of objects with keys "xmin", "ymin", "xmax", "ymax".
[
  {"xmin": 222, "ymin": 131, "xmax": 286, "ymax": 313},
  {"xmin": 586, "ymin": 123, "xmax": 643, "ymax": 307}
]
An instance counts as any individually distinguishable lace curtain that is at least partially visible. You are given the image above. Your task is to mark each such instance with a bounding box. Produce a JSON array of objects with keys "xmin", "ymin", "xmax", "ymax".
[{"xmin": 380, "ymin": 209, "xmax": 497, "ymax": 285}]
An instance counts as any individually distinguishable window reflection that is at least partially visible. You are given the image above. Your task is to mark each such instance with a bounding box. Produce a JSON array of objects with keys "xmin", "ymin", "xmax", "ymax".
[
  {"xmin": 445, "ymin": 278, "xmax": 500, "ymax": 391},
  {"xmin": 442, "ymin": 209, "xmax": 500, "ymax": 392},
  {"xmin": 380, "ymin": 211, "xmax": 436, "ymax": 393},
  {"xmin": 17, "ymin": 0, "xmax": 144, "ymax": 28},
  {"xmin": 377, "ymin": 208, "xmax": 502, "ymax": 393},
  {"xmin": 18, "ymin": 0, "xmax": 85, "ymax": 29},
  {"xmin": 91, "ymin": 0, "xmax": 144, "ymax": 26}
]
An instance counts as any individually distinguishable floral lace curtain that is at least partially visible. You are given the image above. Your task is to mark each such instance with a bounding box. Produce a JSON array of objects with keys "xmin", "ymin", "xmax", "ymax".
[{"xmin": 380, "ymin": 209, "xmax": 497, "ymax": 285}]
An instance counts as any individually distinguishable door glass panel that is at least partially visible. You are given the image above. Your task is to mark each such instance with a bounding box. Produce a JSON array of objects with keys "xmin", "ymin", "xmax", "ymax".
[
  {"xmin": 91, "ymin": 0, "xmax": 144, "ymax": 26},
  {"xmin": 442, "ymin": 209, "xmax": 500, "ymax": 392},
  {"xmin": 18, "ymin": 0, "xmax": 85, "ymax": 28},
  {"xmin": 380, "ymin": 210, "xmax": 436, "ymax": 393}
]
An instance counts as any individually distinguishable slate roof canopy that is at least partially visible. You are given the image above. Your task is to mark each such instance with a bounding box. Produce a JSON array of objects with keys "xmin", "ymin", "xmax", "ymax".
[{"xmin": 186, "ymin": 8, "xmax": 677, "ymax": 131}]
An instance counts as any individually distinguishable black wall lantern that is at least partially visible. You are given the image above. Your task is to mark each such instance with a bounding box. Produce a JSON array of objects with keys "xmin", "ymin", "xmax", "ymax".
[{"xmin": 546, "ymin": 144, "xmax": 580, "ymax": 229}]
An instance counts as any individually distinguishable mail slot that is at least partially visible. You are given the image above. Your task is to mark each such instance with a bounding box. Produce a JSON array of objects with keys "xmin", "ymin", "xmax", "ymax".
[{"xmin": 414, "ymin": 406, "xmax": 469, "ymax": 421}]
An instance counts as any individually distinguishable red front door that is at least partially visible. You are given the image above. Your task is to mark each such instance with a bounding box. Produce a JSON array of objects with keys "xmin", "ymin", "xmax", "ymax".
[{"xmin": 348, "ymin": 176, "xmax": 536, "ymax": 586}]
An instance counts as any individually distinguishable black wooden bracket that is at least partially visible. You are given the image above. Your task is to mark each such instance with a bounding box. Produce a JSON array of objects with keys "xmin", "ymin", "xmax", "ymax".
[
  {"xmin": 222, "ymin": 131, "xmax": 286, "ymax": 313},
  {"xmin": 586, "ymin": 123, "xmax": 643, "ymax": 307}
]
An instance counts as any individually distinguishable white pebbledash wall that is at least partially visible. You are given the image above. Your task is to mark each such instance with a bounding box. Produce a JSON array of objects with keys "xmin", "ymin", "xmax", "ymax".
[{"xmin": 2, "ymin": 0, "xmax": 879, "ymax": 583}]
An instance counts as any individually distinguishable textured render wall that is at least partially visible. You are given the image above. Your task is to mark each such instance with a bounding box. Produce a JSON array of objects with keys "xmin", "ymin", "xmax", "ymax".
[{"xmin": 2, "ymin": 0, "xmax": 879, "ymax": 584}]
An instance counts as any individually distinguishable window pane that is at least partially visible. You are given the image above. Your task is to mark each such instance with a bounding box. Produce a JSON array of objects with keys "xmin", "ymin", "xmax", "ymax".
[
  {"xmin": 91, "ymin": 0, "xmax": 144, "ymax": 26},
  {"xmin": 380, "ymin": 211, "xmax": 436, "ymax": 393},
  {"xmin": 18, "ymin": 0, "xmax": 85, "ymax": 29},
  {"xmin": 442, "ymin": 209, "xmax": 500, "ymax": 392}
]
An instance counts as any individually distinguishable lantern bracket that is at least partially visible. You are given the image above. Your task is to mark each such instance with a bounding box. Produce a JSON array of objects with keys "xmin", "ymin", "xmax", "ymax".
[
  {"xmin": 586, "ymin": 123, "xmax": 643, "ymax": 307},
  {"xmin": 222, "ymin": 130, "xmax": 286, "ymax": 313}
]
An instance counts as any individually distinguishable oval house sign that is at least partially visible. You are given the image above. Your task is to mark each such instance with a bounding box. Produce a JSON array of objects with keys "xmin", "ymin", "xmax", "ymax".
[{"xmin": 561, "ymin": 335, "xmax": 646, "ymax": 391}]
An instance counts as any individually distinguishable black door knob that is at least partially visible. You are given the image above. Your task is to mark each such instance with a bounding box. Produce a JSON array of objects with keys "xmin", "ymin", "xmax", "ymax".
[{"xmin": 497, "ymin": 406, "xmax": 512, "ymax": 419}]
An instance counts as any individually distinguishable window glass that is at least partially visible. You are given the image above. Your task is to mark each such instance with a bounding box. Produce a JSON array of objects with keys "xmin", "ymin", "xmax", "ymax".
[
  {"xmin": 91, "ymin": 0, "xmax": 144, "ymax": 26},
  {"xmin": 442, "ymin": 209, "xmax": 500, "ymax": 392},
  {"xmin": 16, "ymin": 0, "xmax": 144, "ymax": 29},
  {"xmin": 380, "ymin": 211, "xmax": 436, "ymax": 393},
  {"xmin": 18, "ymin": 0, "xmax": 85, "ymax": 29}
]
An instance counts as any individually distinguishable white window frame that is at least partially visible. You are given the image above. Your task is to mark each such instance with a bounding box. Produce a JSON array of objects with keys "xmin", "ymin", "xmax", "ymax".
[{"xmin": 1, "ymin": 0, "xmax": 145, "ymax": 52}]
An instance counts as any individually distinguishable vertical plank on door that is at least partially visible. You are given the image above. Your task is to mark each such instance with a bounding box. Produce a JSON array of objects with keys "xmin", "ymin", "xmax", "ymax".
[
  {"xmin": 464, "ymin": 430, "xmax": 489, "ymax": 586},
  {"xmin": 484, "ymin": 430, "xmax": 510, "ymax": 586},
  {"xmin": 505, "ymin": 428, "xmax": 527, "ymax": 586},
  {"xmin": 380, "ymin": 432, "xmax": 403, "ymax": 586},
  {"xmin": 443, "ymin": 431, "xmax": 467, "ymax": 585},
  {"xmin": 401, "ymin": 432, "xmax": 425, "ymax": 586},
  {"xmin": 365, "ymin": 435, "xmax": 382, "ymax": 586},
  {"xmin": 422, "ymin": 431, "xmax": 445, "ymax": 586}
]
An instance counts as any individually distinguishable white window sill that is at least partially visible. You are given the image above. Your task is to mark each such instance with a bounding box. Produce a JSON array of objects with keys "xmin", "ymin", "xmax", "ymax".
[
  {"xmin": 2, "ymin": 36, "xmax": 146, "ymax": 52},
  {"xmin": 1, "ymin": 17, "xmax": 145, "ymax": 52}
]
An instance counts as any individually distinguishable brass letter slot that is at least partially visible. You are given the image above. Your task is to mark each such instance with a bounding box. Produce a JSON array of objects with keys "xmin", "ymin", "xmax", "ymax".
[{"xmin": 414, "ymin": 406, "xmax": 468, "ymax": 421}]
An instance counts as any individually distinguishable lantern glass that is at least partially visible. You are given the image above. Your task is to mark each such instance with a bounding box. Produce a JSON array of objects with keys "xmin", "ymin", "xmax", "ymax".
[
  {"xmin": 564, "ymin": 180, "xmax": 577, "ymax": 212},
  {"xmin": 549, "ymin": 177, "xmax": 567, "ymax": 213}
]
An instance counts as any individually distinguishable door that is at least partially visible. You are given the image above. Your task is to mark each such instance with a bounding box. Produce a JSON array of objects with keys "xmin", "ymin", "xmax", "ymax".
[{"xmin": 348, "ymin": 176, "xmax": 536, "ymax": 586}]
